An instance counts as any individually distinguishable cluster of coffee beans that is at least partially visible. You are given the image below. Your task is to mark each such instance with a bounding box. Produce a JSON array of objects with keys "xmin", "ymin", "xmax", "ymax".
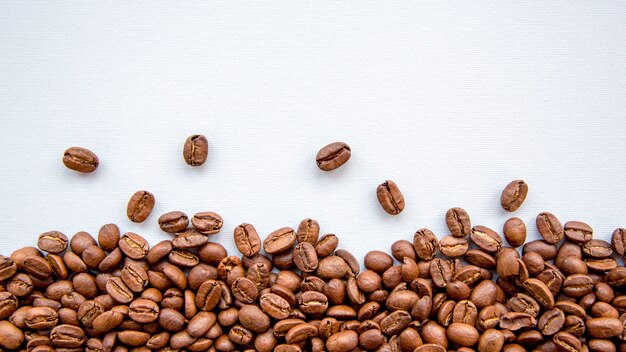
[{"xmin": 2, "ymin": 203, "xmax": 626, "ymax": 352}]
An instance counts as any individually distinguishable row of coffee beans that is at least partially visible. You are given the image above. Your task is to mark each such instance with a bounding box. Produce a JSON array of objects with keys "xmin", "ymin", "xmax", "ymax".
[{"xmin": 2, "ymin": 206, "xmax": 626, "ymax": 352}]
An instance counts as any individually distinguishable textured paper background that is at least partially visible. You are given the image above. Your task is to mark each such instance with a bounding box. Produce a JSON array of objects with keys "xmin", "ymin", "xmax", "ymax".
[{"xmin": 1, "ymin": 2, "xmax": 625, "ymax": 263}]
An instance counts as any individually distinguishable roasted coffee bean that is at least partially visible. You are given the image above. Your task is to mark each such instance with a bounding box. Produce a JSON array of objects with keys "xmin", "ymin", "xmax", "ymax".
[
  {"xmin": 296, "ymin": 218, "xmax": 320, "ymax": 245},
  {"xmin": 523, "ymin": 240, "xmax": 558, "ymax": 260},
  {"xmin": 470, "ymin": 225, "xmax": 502, "ymax": 253},
  {"xmin": 118, "ymin": 330, "xmax": 151, "ymax": 347},
  {"xmin": 586, "ymin": 317, "xmax": 622, "ymax": 338},
  {"xmin": 62, "ymin": 146, "xmax": 99, "ymax": 173},
  {"xmin": 23, "ymin": 255, "xmax": 52, "ymax": 279},
  {"xmin": 445, "ymin": 207, "xmax": 471, "ymax": 237},
  {"xmin": 335, "ymin": 249, "xmax": 360, "ymax": 276},
  {"xmin": 126, "ymin": 190, "xmax": 155, "ymax": 223},
  {"xmin": 376, "ymin": 180, "xmax": 405, "ymax": 215},
  {"xmin": 0, "ymin": 255, "xmax": 17, "ymax": 281},
  {"xmin": 536, "ymin": 212, "xmax": 564, "ymax": 244},
  {"xmin": 564, "ymin": 220, "xmax": 593, "ymax": 244},
  {"xmin": 285, "ymin": 323, "xmax": 318, "ymax": 344},
  {"xmin": 315, "ymin": 233, "xmax": 339, "ymax": 258},
  {"xmin": 611, "ymin": 228, "xmax": 626, "ymax": 256},
  {"xmin": 563, "ymin": 274, "xmax": 594, "ymax": 297},
  {"xmin": 538, "ymin": 308, "xmax": 565, "ymax": 336},
  {"xmin": 51, "ymin": 324, "xmax": 86, "ymax": 348},
  {"xmin": 231, "ymin": 277, "xmax": 259, "ymax": 304},
  {"xmin": 326, "ymin": 330, "xmax": 358, "ymax": 352},
  {"xmin": 500, "ymin": 312, "xmax": 537, "ymax": 331},
  {"xmin": 413, "ymin": 228, "xmax": 438, "ymax": 260},
  {"xmin": 168, "ymin": 249, "xmax": 199, "ymax": 267},
  {"xmin": 523, "ymin": 278, "xmax": 555, "ymax": 308},
  {"xmin": 504, "ymin": 217, "xmax": 527, "ymax": 247},
  {"xmin": 501, "ymin": 179, "xmax": 528, "ymax": 212},
  {"xmin": 172, "ymin": 228, "xmax": 208, "ymax": 249},
  {"xmin": 70, "ymin": 231, "xmax": 97, "ymax": 255},
  {"xmin": 447, "ymin": 322, "xmax": 479, "ymax": 347},
  {"xmin": 7, "ymin": 272, "xmax": 34, "ymax": 297},
  {"xmin": 38, "ymin": 231, "xmax": 68, "ymax": 254},
  {"xmin": 292, "ymin": 242, "xmax": 318, "ymax": 273},
  {"xmin": 260, "ymin": 292, "xmax": 291, "ymax": 319},
  {"xmin": 316, "ymin": 142, "xmax": 351, "ymax": 171},
  {"xmin": 82, "ymin": 245, "xmax": 106, "ymax": 269},
  {"xmin": 465, "ymin": 249, "xmax": 496, "ymax": 269},
  {"xmin": 183, "ymin": 134, "xmax": 208, "ymax": 166},
  {"xmin": 128, "ymin": 298, "xmax": 159, "ymax": 323},
  {"xmin": 196, "ymin": 279, "xmax": 221, "ymax": 311},
  {"xmin": 317, "ymin": 255, "xmax": 350, "ymax": 280},
  {"xmin": 264, "ymin": 227, "xmax": 297, "ymax": 254},
  {"xmin": 0, "ymin": 320, "xmax": 25, "ymax": 349},
  {"xmin": 158, "ymin": 211, "xmax": 189, "ymax": 233},
  {"xmin": 553, "ymin": 331, "xmax": 581, "ymax": 352},
  {"xmin": 238, "ymin": 304, "xmax": 269, "ymax": 333},
  {"xmin": 105, "ymin": 277, "xmax": 134, "ymax": 304},
  {"xmin": 439, "ymin": 235, "xmax": 469, "ymax": 257},
  {"xmin": 0, "ymin": 292, "xmax": 18, "ymax": 320},
  {"xmin": 233, "ymin": 223, "xmax": 262, "ymax": 257},
  {"xmin": 97, "ymin": 223, "xmax": 120, "ymax": 252},
  {"xmin": 583, "ymin": 239, "xmax": 613, "ymax": 259},
  {"xmin": 118, "ymin": 232, "xmax": 149, "ymax": 259}
]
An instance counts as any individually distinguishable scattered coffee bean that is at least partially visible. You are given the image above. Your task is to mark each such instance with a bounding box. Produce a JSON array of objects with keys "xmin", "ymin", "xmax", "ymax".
[
  {"xmin": 126, "ymin": 190, "xmax": 155, "ymax": 223},
  {"xmin": 500, "ymin": 179, "xmax": 528, "ymax": 212},
  {"xmin": 183, "ymin": 134, "xmax": 208, "ymax": 166},
  {"xmin": 376, "ymin": 180, "xmax": 405, "ymax": 215},
  {"xmin": 316, "ymin": 142, "xmax": 351, "ymax": 171},
  {"xmin": 62, "ymin": 146, "xmax": 99, "ymax": 173}
]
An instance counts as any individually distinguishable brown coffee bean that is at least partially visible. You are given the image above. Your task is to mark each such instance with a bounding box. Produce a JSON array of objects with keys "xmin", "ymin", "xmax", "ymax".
[
  {"xmin": 553, "ymin": 331, "xmax": 581, "ymax": 352},
  {"xmin": 128, "ymin": 298, "xmax": 159, "ymax": 323},
  {"xmin": 118, "ymin": 330, "xmax": 151, "ymax": 347},
  {"xmin": 264, "ymin": 227, "xmax": 297, "ymax": 254},
  {"xmin": 439, "ymin": 235, "xmax": 469, "ymax": 257},
  {"xmin": 326, "ymin": 330, "xmax": 358, "ymax": 352},
  {"xmin": 293, "ymin": 242, "xmax": 319, "ymax": 273},
  {"xmin": 606, "ymin": 267, "xmax": 626, "ymax": 287},
  {"xmin": 285, "ymin": 323, "xmax": 318, "ymax": 344},
  {"xmin": 447, "ymin": 322, "xmax": 479, "ymax": 347},
  {"xmin": 0, "ymin": 320, "xmax": 24, "ymax": 349},
  {"xmin": 315, "ymin": 234, "xmax": 339, "ymax": 258},
  {"xmin": 296, "ymin": 218, "xmax": 320, "ymax": 245},
  {"xmin": 523, "ymin": 240, "xmax": 558, "ymax": 260},
  {"xmin": 126, "ymin": 190, "xmax": 155, "ymax": 223},
  {"xmin": 105, "ymin": 277, "xmax": 133, "ymax": 304},
  {"xmin": 183, "ymin": 134, "xmax": 208, "ymax": 166},
  {"xmin": 586, "ymin": 317, "xmax": 622, "ymax": 338},
  {"xmin": 470, "ymin": 225, "xmax": 502, "ymax": 253},
  {"xmin": 523, "ymin": 278, "xmax": 555, "ymax": 309},
  {"xmin": 317, "ymin": 256, "xmax": 350, "ymax": 280},
  {"xmin": 23, "ymin": 255, "xmax": 52, "ymax": 279},
  {"xmin": 70, "ymin": 231, "xmax": 97, "ymax": 255},
  {"xmin": 415, "ymin": 344, "xmax": 447, "ymax": 352},
  {"xmin": 172, "ymin": 228, "xmax": 208, "ymax": 249},
  {"xmin": 583, "ymin": 239, "xmax": 613, "ymax": 259},
  {"xmin": 380, "ymin": 310, "xmax": 411, "ymax": 335},
  {"xmin": 413, "ymin": 228, "xmax": 438, "ymax": 260},
  {"xmin": 537, "ymin": 308, "xmax": 565, "ymax": 336},
  {"xmin": 562, "ymin": 274, "xmax": 594, "ymax": 297},
  {"xmin": 158, "ymin": 211, "xmax": 189, "ymax": 233},
  {"xmin": 82, "ymin": 245, "xmax": 106, "ymax": 269},
  {"xmin": 196, "ymin": 279, "xmax": 221, "ymax": 311},
  {"xmin": 335, "ymin": 249, "xmax": 360, "ymax": 276},
  {"xmin": 563, "ymin": 220, "xmax": 593, "ymax": 244},
  {"xmin": 118, "ymin": 232, "xmax": 149, "ymax": 259},
  {"xmin": 501, "ymin": 179, "xmax": 528, "ymax": 212},
  {"xmin": 231, "ymin": 277, "xmax": 258, "ymax": 304},
  {"xmin": 38, "ymin": 231, "xmax": 68, "ymax": 254},
  {"xmin": 260, "ymin": 292, "xmax": 290, "ymax": 319},
  {"xmin": 611, "ymin": 228, "xmax": 626, "ymax": 256},
  {"xmin": 500, "ymin": 312, "xmax": 537, "ymax": 331},
  {"xmin": 536, "ymin": 212, "xmax": 564, "ymax": 244},
  {"xmin": 445, "ymin": 207, "xmax": 471, "ymax": 237},
  {"xmin": 7, "ymin": 272, "xmax": 34, "ymax": 297},
  {"xmin": 237, "ymin": 304, "xmax": 269, "ymax": 333},
  {"xmin": 503, "ymin": 217, "xmax": 526, "ymax": 247},
  {"xmin": 391, "ymin": 240, "xmax": 416, "ymax": 261},
  {"xmin": 465, "ymin": 249, "xmax": 496, "ymax": 269},
  {"xmin": 0, "ymin": 292, "xmax": 18, "ymax": 320},
  {"xmin": 430, "ymin": 258, "xmax": 452, "ymax": 288},
  {"xmin": 376, "ymin": 180, "xmax": 405, "ymax": 215},
  {"xmin": 51, "ymin": 324, "xmax": 86, "ymax": 348},
  {"xmin": 62, "ymin": 146, "xmax": 99, "ymax": 173},
  {"xmin": 231, "ymin": 223, "xmax": 261, "ymax": 257},
  {"xmin": 316, "ymin": 142, "xmax": 351, "ymax": 171},
  {"xmin": 0, "ymin": 255, "xmax": 17, "ymax": 281}
]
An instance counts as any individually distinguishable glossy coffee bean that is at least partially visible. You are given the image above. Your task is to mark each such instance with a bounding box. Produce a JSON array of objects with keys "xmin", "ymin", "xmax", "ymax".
[
  {"xmin": 183, "ymin": 134, "xmax": 208, "ymax": 166},
  {"xmin": 62, "ymin": 146, "xmax": 99, "ymax": 173},
  {"xmin": 500, "ymin": 179, "xmax": 528, "ymax": 212},
  {"xmin": 376, "ymin": 180, "xmax": 405, "ymax": 215},
  {"xmin": 316, "ymin": 142, "xmax": 351, "ymax": 171},
  {"xmin": 126, "ymin": 190, "xmax": 155, "ymax": 223}
]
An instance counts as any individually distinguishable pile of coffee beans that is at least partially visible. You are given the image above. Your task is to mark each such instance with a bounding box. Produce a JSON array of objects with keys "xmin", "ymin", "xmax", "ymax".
[
  {"xmin": 1, "ymin": 142, "xmax": 623, "ymax": 351},
  {"xmin": 2, "ymin": 207, "xmax": 626, "ymax": 352}
]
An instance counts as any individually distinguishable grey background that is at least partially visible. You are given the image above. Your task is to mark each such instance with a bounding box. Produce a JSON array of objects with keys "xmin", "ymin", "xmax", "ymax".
[{"xmin": 1, "ymin": 1, "xmax": 625, "ymax": 262}]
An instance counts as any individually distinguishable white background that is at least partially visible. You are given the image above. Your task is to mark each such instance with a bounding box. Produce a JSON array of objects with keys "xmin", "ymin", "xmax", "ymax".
[{"xmin": 1, "ymin": 2, "xmax": 625, "ymax": 264}]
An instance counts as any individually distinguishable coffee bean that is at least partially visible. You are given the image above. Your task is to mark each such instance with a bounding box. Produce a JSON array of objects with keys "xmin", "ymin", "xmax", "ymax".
[
  {"xmin": 335, "ymin": 249, "xmax": 360, "ymax": 276},
  {"xmin": 118, "ymin": 232, "xmax": 149, "ymax": 259},
  {"xmin": 447, "ymin": 322, "xmax": 479, "ymax": 347},
  {"xmin": 582, "ymin": 239, "xmax": 613, "ymax": 259},
  {"xmin": 586, "ymin": 317, "xmax": 622, "ymax": 338},
  {"xmin": 0, "ymin": 292, "xmax": 18, "ymax": 320},
  {"xmin": 260, "ymin": 293, "xmax": 291, "ymax": 319},
  {"xmin": 439, "ymin": 235, "xmax": 469, "ymax": 258},
  {"xmin": 263, "ymin": 227, "xmax": 297, "ymax": 254},
  {"xmin": 500, "ymin": 312, "xmax": 537, "ymax": 331},
  {"xmin": 0, "ymin": 320, "xmax": 24, "ymax": 350},
  {"xmin": 553, "ymin": 331, "xmax": 581, "ymax": 352},
  {"xmin": 172, "ymin": 228, "xmax": 208, "ymax": 249},
  {"xmin": 293, "ymin": 242, "xmax": 319, "ymax": 273},
  {"xmin": 285, "ymin": 323, "xmax": 318, "ymax": 344},
  {"xmin": 470, "ymin": 226, "xmax": 502, "ymax": 254},
  {"xmin": 196, "ymin": 279, "xmax": 221, "ymax": 311},
  {"xmin": 536, "ymin": 212, "xmax": 564, "ymax": 244},
  {"xmin": 503, "ymin": 217, "xmax": 526, "ymax": 248},
  {"xmin": 232, "ymin": 223, "xmax": 261, "ymax": 257},
  {"xmin": 238, "ymin": 304, "xmax": 269, "ymax": 333},
  {"xmin": 38, "ymin": 231, "xmax": 68, "ymax": 254},
  {"xmin": 62, "ymin": 147, "xmax": 99, "ymax": 173},
  {"xmin": 23, "ymin": 255, "xmax": 52, "ymax": 279},
  {"xmin": 537, "ymin": 307, "xmax": 565, "ymax": 336},
  {"xmin": 231, "ymin": 277, "xmax": 259, "ymax": 304},
  {"xmin": 445, "ymin": 207, "xmax": 471, "ymax": 237},
  {"xmin": 326, "ymin": 330, "xmax": 358, "ymax": 352},
  {"xmin": 98, "ymin": 224, "xmax": 120, "ymax": 252},
  {"xmin": 189, "ymin": 211, "xmax": 223, "ymax": 235},
  {"xmin": 297, "ymin": 218, "xmax": 320, "ymax": 244},
  {"xmin": 523, "ymin": 278, "xmax": 555, "ymax": 309},
  {"xmin": 316, "ymin": 142, "xmax": 351, "ymax": 171},
  {"xmin": 158, "ymin": 211, "xmax": 189, "ymax": 233},
  {"xmin": 376, "ymin": 180, "xmax": 405, "ymax": 215},
  {"xmin": 315, "ymin": 234, "xmax": 339, "ymax": 258},
  {"xmin": 126, "ymin": 190, "xmax": 155, "ymax": 223},
  {"xmin": 611, "ymin": 228, "xmax": 626, "ymax": 256},
  {"xmin": 500, "ymin": 179, "xmax": 528, "ymax": 212},
  {"xmin": 413, "ymin": 228, "xmax": 438, "ymax": 260},
  {"xmin": 51, "ymin": 324, "xmax": 86, "ymax": 348},
  {"xmin": 183, "ymin": 134, "xmax": 208, "ymax": 166}
]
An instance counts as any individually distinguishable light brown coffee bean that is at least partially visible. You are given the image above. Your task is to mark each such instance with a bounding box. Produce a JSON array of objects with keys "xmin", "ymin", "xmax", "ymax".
[
  {"xmin": 126, "ymin": 190, "xmax": 155, "ymax": 223},
  {"xmin": 538, "ymin": 308, "xmax": 565, "ymax": 336},
  {"xmin": 439, "ymin": 235, "xmax": 469, "ymax": 257},
  {"xmin": 183, "ymin": 134, "xmax": 208, "ymax": 166},
  {"xmin": 501, "ymin": 179, "xmax": 528, "ymax": 212},
  {"xmin": 376, "ymin": 180, "xmax": 405, "ymax": 215},
  {"xmin": 536, "ymin": 212, "xmax": 564, "ymax": 244},
  {"xmin": 523, "ymin": 278, "xmax": 555, "ymax": 309},
  {"xmin": 326, "ymin": 330, "xmax": 358, "ymax": 352},
  {"xmin": 445, "ymin": 207, "xmax": 471, "ymax": 237},
  {"xmin": 0, "ymin": 320, "xmax": 25, "ymax": 349},
  {"xmin": 118, "ymin": 232, "xmax": 149, "ymax": 260},
  {"xmin": 98, "ymin": 224, "xmax": 120, "ymax": 252},
  {"xmin": 293, "ymin": 242, "xmax": 318, "ymax": 273},
  {"xmin": 586, "ymin": 317, "xmax": 622, "ymax": 338},
  {"xmin": 191, "ymin": 211, "xmax": 222, "ymax": 234},
  {"xmin": 315, "ymin": 234, "xmax": 339, "ymax": 258},
  {"xmin": 611, "ymin": 228, "xmax": 626, "ymax": 256},
  {"xmin": 38, "ymin": 231, "xmax": 68, "ymax": 254},
  {"xmin": 233, "ymin": 223, "xmax": 261, "ymax": 257},
  {"xmin": 158, "ymin": 211, "xmax": 189, "ymax": 233},
  {"xmin": 264, "ymin": 227, "xmax": 297, "ymax": 254},
  {"xmin": 413, "ymin": 228, "xmax": 438, "ymax": 261},
  {"xmin": 503, "ymin": 217, "xmax": 526, "ymax": 248},
  {"xmin": 470, "ymin": 226, "xmax": 502, "ymax": 254},
  {"xmin": 172, "ymin": 228, "xmax": 208, "ymax": 249},
  {"xmin": 553, "ymin": 331, "xmax": 581, "ymax": 352},
  {"xmin": 62, "ymin": 146, "xmax": 99, "ymax": 173},
  {"xmin": 500, "ymin": 312, "xmax": 537, "ymax": 331},
  {"xmin": 564, "ymin": 221, "xmax": 593, "ymax": 244},
  {"xmin": 316, "ymin": 142, "xmax": 351, "ymax": 171},
  {"xmin": 196, "ymin": 280, "xmax": 221, "ymax": 311},
  {"xmin": 447, "ymin": 322, "xmax": 479, "ymax": 347}
]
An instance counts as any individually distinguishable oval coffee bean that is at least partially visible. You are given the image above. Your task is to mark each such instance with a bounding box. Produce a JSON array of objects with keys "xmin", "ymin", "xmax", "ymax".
[
  {"xmin": 263, "ymin": 227, "xmax": 296, "ymax": 254},
  {"xmin": 447, "ymin": 322, "xmax": 479, "ymax": 347},
  {"xmin": 611, "ymin": 228, "xmax": 626, "ymax": 256},
  {"xmin": 196, "ymin": 280, "xmax": 221, "ymax": 311},
  {"xmin": 553, "ymin": 331, "xmax": 581, "ymax": 352},
  {"xmin": 326, "ymin": 330, "xmax": 358, "ymax": 352},
  {"xmin": 183, "ymin": 134, "xmax": 208, "ymax": 166},
  {"xmin": 586, "ymin": 317, "xmax": 623, "ymax": 338},
  {"xmin": 297, "ymin": 218, "xmax": 320, "ymax": 244},
  {"xmin": 158, "ymin": 211, "xmax": 189, "ymax": 233},
  {"xmin": 439, "ymin": 235, "xmax": 468, "ymax": 258},
  {"xmin": 445, "ymin": 207, "xmax": 471, "ymax": 237},
  {"xmin": 62, "ymin": 146, "xmax": 99, "ymax": 173},
  {"xmin": 191, "ymin": 211, "xmax": 223, "ymax": 234},
  {"xmin": 126, "ymin": 190, "xmax": 155, "ymax": 223},
  {"xmin": 37, "ymin": 231, "xmax": 68, "ymax": 254},
  {"xmin": 564, "ymin": 220, "xmax": 593, "ymax": 244},
  {"xmin": 260, "ymin": 293, "xmax": 291, "ymax": 319},
  {"xmin": 50, "ymin": 324, "xmax": 86, "ymax": 348},
  {"xmin": 316, "ymin": 142, "xmax": 351, "ymax": 171},
  {"xmin": 470, "ymin": 226, "xmax": 502, "ymax": 254},
  {"xmin": 293, "ymin": 242, "xmax": 319, "ymax": 273},
  {"xmin": 234, "ymin": 223, "xmax": 261, "ymax": 257},
  {"xmin": 376, "ymin": 180, "xmax": 405, "ymax": 215},
  {"xmin": 500, "ymin": 179, "xmax": 528, "ymax": 212},
  {"xmin": 413, "ymin": 228, "xmax": 438, "ymax": 261},
  {"xmin": 0, "ymin": 320, "xmax": 24, "ymax": 349},
  {"xmin": 536, "ymin": 212, "xmax": 564, "ymax": 244},
  {"xmin": 129, "ymin": 298, "xmax": 160, "ymax": 323},
  {"xmin": 118, "ymin": 232, "xmax": 149, "ymax": 259},
  {"xmin": 504, "ymin": 217, "xmax": 527, "ymax": 248}
]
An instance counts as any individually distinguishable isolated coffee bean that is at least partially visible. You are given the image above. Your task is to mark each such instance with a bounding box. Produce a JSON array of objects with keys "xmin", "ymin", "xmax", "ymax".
[
  {"xmin": 500, "ymin": 179, "xmax": 528, "ymax": 212},
  {"xmin": 126, "ymin": 190, "xmax": 155, "ymax": 223},
  {"xmin": 297, "ymin": 218, "xmax": 320, "ymax": 244},
  {"xmin": 158, "ymin": 211, "xmax": 189, "ymax": 233},
  {"xmin": 183, "ymin": 134, "xmax": 208, "ymax": 166},
  {"xmin": 316, "ymin": 142, "xmax": 351, "ymax": 171},
  {"xmin": 376, "ymin": 180, "xmax": 405, "ymax": 215},
  {"xmin": 191, "ymin": 211, "xmax": 223, "ymax": 234},
  {"xmin": 62, "ymin": 146, "xmax": 99, "ymax": 173}
]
